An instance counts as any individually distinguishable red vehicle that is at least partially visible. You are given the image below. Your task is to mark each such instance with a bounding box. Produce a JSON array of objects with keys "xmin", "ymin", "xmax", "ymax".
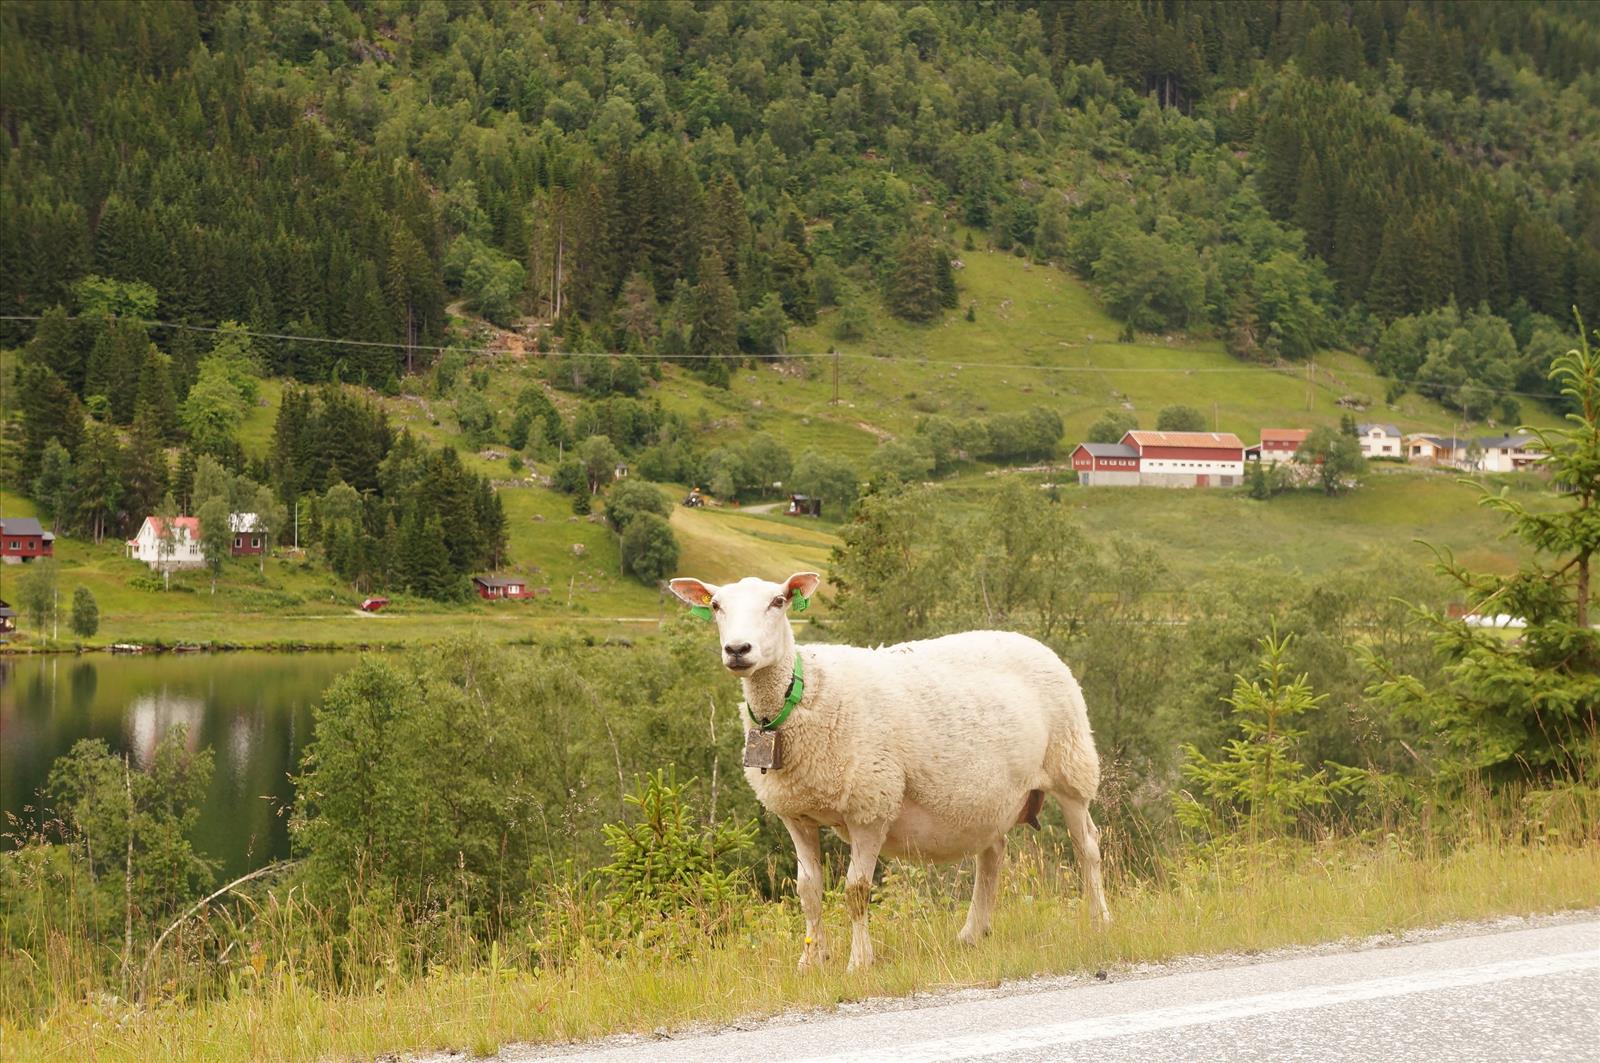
[{"xmin": 360, "ymin": 597, "xmax": 390, "ymax": 613}]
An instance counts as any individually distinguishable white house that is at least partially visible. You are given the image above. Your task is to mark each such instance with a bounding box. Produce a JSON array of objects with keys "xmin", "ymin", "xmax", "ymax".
[
  {"xmin": 1355, "ymin": 423, "xmax": 1403, "ymax": 460},
  {"xmin": 1475, "ymin": 433, "xmax": 1538, "ymax": 473},
  {"xmin": 126, "ymin": 515, "xmax": 205, "ymax": 570}
]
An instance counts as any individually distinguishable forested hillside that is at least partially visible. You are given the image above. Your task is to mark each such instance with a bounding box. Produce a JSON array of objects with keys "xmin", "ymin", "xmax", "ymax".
[{"xmin": 2, "ymin": 0, "xmax": 1597, "ymax": 581}]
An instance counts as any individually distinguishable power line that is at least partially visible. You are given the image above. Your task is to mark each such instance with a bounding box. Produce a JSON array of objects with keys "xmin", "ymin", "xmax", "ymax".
[{"xmin": 0, "ymin": 313, "xmax": 1562, "ymax": 403}]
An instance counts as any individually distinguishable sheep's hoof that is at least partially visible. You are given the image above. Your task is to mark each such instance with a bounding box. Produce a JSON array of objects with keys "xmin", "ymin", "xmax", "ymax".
[
  {"xmin": 846, "ymin": 950, "xmax": 874, "ymax": 972},
  {"xmin": 797, "ymin": 946, "xmax": 829, "ymax": 972},
  {"xmin": 956, "ymin": 925, "xmax": 988, "ymax": 947}
]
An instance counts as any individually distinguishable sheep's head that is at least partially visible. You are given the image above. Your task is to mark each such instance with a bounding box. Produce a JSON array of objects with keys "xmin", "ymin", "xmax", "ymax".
[{"xmin": 668, "ymin": 572, "xmax": 820, "ymax": 675}]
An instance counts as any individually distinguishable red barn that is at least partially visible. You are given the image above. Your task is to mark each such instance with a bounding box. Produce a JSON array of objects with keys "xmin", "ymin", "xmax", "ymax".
[
  {"xmin": 0, "ymin": 517, "xmax": 55, "ymax": 563},
  {"xmin": 1122, "ymin": 430, "xmax": 1246, "ymax": 488},
  {"xmin": 473, "ymin": 575, "xmax": 534, "ymax": 600},
  {"xmin": 1068, "ymin": 442, "xmax": 1141, "ymax": 486}
]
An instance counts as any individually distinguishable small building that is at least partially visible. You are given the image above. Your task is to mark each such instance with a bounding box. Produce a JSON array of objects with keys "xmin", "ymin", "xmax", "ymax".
[
  {"xmin": 1256, "ymin": 429, "xmax": 1309, "ymax": 465},
  {"xmin": 1475, "ymin": 433, "xmax": 1539, "ymax": 474},
  {"xmin": 0, "ymin": 516, "xmax": 55, "ymax": 563},
  {"xmin": 126, "ymin": 515, "xmax": 205, "ymax": 570},
  {"xmin": 787, "ymin": 494, "xmax": 822, "ymax": 517},
  {"xmin": 1068, "ymin": 442, "xmax": 1141, "ymax": 486},
  {"xmin": 1123, "ymin": 430, "xmax": 1246, "ymax": 488},
  {"xmin": 1355, "ymin": 423, "xmax": 1403, "ymax": 460},
  {"xmin": 229, "ymin": 513, "xmax": 264, "ymax": 556},
  {"xmin": 473, "ymin": 575, "xmax": 534, "ymax": 600},
  {"xmin": 1406, "ymin": 434, "xmax": 1471, "ymax": 469},
  {"xmin": 0, "ymin": 600, "xmax": 15, "ymax": 633}
]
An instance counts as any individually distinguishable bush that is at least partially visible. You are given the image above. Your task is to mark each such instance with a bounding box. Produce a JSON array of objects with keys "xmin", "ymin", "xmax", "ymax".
[
  {"xmin": 604, "ymin": 479, "xmax": 672, "ymax": 534},
  {"xmin": 620, "ymin": 512, "xmax": 678, "ymax": 584},
  {"xmin": 292, "ymin": 646, "xmax": 602, "ymax": 927},
  {"xmin": 1156, "ymin": 405, "xmax": 1207, "ymax": 432}
]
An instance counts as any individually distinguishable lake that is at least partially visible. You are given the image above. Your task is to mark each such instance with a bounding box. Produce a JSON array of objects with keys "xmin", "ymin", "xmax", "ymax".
[{"xmin": 0, "ymin": 652, "xmax": 359, "ymax": 878}]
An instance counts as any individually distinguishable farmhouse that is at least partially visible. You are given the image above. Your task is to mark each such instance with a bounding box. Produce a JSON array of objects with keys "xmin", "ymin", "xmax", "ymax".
[
  {"xmin": 1253, "ymin": 428, "xmax": 1309, "ymax": 465},
  {"xmin": 1123, "ymin": 430, "xmax": 1246, "ymax": 487},
  {"xmin": 1356, "ymin": 423, "xmax": 1403, "ymax": 459},
  {"xmin": 1068, "ymin": 442, "xmax": 1141, "ymax": 486},
  {"xmin": 0, "ymin": 516, "xmax": 55, "ymax": 563},
  {"xmin": 229, "ymin": 512, "xmax": 264, "ymax": 556},
  {"xmin": 0, "ymin": 600, "xmax": 15, "ymax": 633},
  {"xmin": 126, "ymin": 515, "xmax": 205, "ymax": 570},
  {"xmin": 473, "ymin": 575, "xmax": 534, "ymax": 600},
  {"xmin": 1475, "ymin": 433, "xmax": 1538, "ymax": 473}
]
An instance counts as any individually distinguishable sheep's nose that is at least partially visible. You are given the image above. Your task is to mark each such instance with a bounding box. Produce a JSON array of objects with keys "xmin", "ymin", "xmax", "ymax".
[{"xmin": 724, "ymin": 642, "xmax": 752, "ymax": 657}]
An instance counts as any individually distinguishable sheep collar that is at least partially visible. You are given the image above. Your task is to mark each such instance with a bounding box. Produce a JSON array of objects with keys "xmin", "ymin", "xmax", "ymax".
[{"xmin": 746, "ymin": 652, "xmax": 804, "ymax": 732}]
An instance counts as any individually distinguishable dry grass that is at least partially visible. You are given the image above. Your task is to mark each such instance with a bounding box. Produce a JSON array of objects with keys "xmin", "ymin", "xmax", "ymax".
[{"xmin": 5, "ymin": 838, "xmax": 1594, "ymax": 1063}]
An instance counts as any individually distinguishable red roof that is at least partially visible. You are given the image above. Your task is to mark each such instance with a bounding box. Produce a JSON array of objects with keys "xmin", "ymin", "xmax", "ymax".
[
  {"xmin": 1259, "ymin": 428, "xmax": 1310, "ymax": 447},
  {"xmin": 1123, "ymin": 430, "xmax": 1245, "ymax": 450},
  {"xmin": 130, "ymin": 515, "xmax": 201, "ymax": 544}
]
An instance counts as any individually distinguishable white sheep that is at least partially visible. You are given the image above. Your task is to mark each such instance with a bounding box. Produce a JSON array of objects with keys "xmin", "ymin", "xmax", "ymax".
[{"xmin": 668, "ymin": 570, "xmax": 1111, "ymax": 971}]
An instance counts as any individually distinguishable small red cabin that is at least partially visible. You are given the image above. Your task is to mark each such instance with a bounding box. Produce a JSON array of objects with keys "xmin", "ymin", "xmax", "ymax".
[
  {"xmin": 0, "ymin": 517, "xmax": 55, "ymax": 563},
  {"xmin": 473, "ymin": 575, "xmax": 534, "ymax": 600}
]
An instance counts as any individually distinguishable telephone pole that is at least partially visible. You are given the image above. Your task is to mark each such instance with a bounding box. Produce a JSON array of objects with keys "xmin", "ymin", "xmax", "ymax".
[{"xmin": 831, "ymin": 348, "xmax": 840, "ymax": 405}]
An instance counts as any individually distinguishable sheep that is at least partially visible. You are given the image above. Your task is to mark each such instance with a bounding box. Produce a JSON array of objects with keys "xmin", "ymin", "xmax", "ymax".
[{"xmin": 667, "ymin": 570, "xmax": 1111, "ymax": 971}]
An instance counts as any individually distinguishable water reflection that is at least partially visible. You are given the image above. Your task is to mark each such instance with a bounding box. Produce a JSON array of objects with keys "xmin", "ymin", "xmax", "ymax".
[{"xmin": 0, "ymin": 652, "xmax": 358, "ymax": 877}]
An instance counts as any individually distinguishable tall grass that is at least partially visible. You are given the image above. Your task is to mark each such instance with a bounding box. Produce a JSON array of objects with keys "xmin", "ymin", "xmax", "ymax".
[{"xmin": 4, "ymin": 781, "xmax": 1595, "ymax": 1063}]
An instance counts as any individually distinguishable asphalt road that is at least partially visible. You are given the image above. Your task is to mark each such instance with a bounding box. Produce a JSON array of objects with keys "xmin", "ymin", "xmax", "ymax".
[{"xmin": 503, "ymin": 918, "xmax": 1600, "ymax": 1063}]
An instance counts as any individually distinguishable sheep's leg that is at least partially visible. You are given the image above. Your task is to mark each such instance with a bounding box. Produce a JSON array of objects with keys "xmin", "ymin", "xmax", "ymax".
[
  {"xmin": 1059, "ymin": 794, "xmax": 1112, "ymax": 927},
  {"xmin": 957, "ymin": 836, "xmax": 1005, "ymax": 946},
  {"xmin": 782, "ymin": 817, "xmax": 829, "ymax": 970},
  {"xmin": 842, "ymin": 820, "xmax": 887, "ymax": 971}
]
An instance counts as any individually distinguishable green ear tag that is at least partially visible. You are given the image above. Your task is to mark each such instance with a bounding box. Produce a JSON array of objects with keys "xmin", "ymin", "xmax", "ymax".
[
  {"xmin": 689, "ymin": 604, "xmax": 712, "ymax": 621},
  {"xmin": 790, "ymin": 592, "xmax": 810, "ymax": 614}
]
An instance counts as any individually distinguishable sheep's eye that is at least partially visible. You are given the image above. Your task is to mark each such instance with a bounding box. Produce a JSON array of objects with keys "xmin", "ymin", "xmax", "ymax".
[
  {"xmin": 710, "ymin": 600, "xmax": 721, "ymax": 612},
  {"xmin": 771, "ymin": 596, "xmax": 786, "ymax": 609}
]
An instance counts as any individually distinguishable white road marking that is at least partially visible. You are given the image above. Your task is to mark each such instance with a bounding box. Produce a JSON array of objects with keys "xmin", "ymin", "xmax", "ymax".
[{"xmin": 796, "ymin": 951, "xmax": 1600, "ymax": 1063}]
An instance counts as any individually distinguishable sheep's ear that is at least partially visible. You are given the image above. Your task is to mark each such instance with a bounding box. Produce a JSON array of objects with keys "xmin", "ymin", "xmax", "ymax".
[
  {"xmin": 668, "ymin": 577, "xmax": 718, "ymax": 608},
  {"xmin": 783, "ymin": 572, "xmax": 821, "ymax": 604}
]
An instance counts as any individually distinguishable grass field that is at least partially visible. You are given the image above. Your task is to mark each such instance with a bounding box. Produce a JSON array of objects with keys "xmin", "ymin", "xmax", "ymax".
[{"xmin": 6, "ymin": 838, "xmax": 1594, "ymax": 1062}]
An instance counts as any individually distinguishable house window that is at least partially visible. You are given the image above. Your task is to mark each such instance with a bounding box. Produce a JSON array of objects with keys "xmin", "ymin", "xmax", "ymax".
[
  {"xmin": 8, "ymin": 541, "xmax": 15, "ymax": 550},
  {"xmin": 235, "ymin": 536, "xmax": 243, "ymax": 548},
  {"xmin": 252, "ymin": 537, "xmax": 260, "ymax": 548}
]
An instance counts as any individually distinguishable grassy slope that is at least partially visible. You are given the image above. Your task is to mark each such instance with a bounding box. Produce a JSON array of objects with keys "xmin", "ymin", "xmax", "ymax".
[{"xmin": 3, "ymin": 251, "xmax": 1560, "ymax": 647}]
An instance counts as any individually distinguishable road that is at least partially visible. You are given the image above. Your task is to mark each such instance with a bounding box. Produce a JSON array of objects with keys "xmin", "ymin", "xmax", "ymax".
[{"xmin": 503, "ymin": 918, "xmax": 1600, "ymax": 1063}]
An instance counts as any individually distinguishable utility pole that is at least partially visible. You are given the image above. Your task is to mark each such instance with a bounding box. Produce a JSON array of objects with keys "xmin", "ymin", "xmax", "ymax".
[
  {"xmin": 831, "ymin": 348, "xmax": 840, "ymax": 405},
  {"xmin": 293, "ymin": 497, "xmax": 300, "ymax": 551},
  {"xmin": 1306, "ymin": 358, "xmax": 1314, "ymax": 412},
  {"xmin": 1213, "ymin": 400, "xmax": 1219, "ymax": 431}
]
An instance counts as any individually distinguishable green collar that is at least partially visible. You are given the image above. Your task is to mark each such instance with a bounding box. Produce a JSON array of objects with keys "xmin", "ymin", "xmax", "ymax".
[{"xmin": 746, "ymin": 652, "xmax": 804, "ymax": 732}]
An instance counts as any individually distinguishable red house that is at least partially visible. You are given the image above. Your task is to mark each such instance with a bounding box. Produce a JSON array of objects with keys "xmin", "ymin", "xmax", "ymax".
[
  {"xmin": 473, "ymin": 575, "xmax": 534, "ymax": 600},
  {"xmin": 229, "ymin": 513, "xmax": 264, "ymax": 556},
  {"xmin": 1254, "ymin": 428, "xmax": 1310, "ymax": 465},
  {"xmin": 1069, "ymin": 442, "xmax": 1141, "ymax": 486},
  {"xmin": 0, "ymin": 517, "xmax": 55, "ymax": 563}
]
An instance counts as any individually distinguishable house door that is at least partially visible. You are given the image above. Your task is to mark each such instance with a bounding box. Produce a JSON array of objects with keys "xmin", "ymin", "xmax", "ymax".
[{"xmin": 1196, "ymin": 474, "xmax": 1209, "ymax": 487}]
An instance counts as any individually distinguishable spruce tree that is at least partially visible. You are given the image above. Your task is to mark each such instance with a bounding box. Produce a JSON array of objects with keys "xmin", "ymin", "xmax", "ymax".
[
  {"xmin": 690, "ymin": 253, "xmax": 739, "ymax": 385},
  {"xmin": 1370, "ymin": 319, "xmax": 1600, "ymax": 783}
]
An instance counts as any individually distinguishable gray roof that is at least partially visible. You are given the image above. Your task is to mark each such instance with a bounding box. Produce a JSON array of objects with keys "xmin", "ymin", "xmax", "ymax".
[
  {"xmin": 473, "ymin": 575, "xmax": 525, "ymax": 587},
  {"xmin": 1356, "ymin": 422, "xmax": 1401, "ymax": 437},
  {"xmin": 0, "ymin": 601, "xmax": 14, "ymax": 618},
  {"xmin": 1076, "ymin": 442, "xmax": 1139, "ymax": 458},
  {"xmin": 1476, "ymin": 433, "xmax": 1537, "ymax": 449},
  {"xmin": 0, "ymin": 517, "xmax": 51, "ymax": 539}
]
